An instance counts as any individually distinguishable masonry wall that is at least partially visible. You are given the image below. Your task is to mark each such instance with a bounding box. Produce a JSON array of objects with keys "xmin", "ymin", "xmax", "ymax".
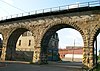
[{"xmin": 0, "ymin": 7, "xmax": 100, "ymax": 68}]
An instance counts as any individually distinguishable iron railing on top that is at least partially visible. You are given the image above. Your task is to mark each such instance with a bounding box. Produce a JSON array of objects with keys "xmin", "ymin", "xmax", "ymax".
[{"xmin": 0, "ymin": 0, "xmax": 100, "ymax": 21}]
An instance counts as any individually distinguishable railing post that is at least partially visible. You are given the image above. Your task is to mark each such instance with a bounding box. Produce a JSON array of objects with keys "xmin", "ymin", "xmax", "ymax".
[
  {"xmin": 68, "ymin": 5, "xmax": 69, "ymax": 9},
  {"xmin": 11, "ymin": 15, "xmax": 12, "ymax": 18},
  {"xmin": 16, "ymin": 14, "xmax": 18, "ymax": 17},
  {"xmin": 59, "ymin": 6, "xmax": 60, "ymax": 11},
  {"xmin": 88, "ymin": 2, "xmax": 90, "ymax": 7},
  {"xmin": 35, "ymin": 10, "xmax": 37, "ymax": 14},
  {"xmin": 50, "ymin": 8, "xmax": 52, "ymax": 12},
  {"xmin": 43, "ymin": 9, "xmax": 44, "ymax": 13},
  {"xmin": 78, "ymin": 3, "xmax": 79, "ymax": 8},
  {"xmin": 6, "ymin": 16, "xmax": 8, "ymax": 19},
  {"xmin": 99, "ymin": 0, "xmax": 100, "ymax": 6},
  {"xmin": 22, "ymin": 13, "xmax": 23, "ymax": 16},
  {"xmin": 28, "ymin": 12, "xmax": 30, "ymax": 15}
]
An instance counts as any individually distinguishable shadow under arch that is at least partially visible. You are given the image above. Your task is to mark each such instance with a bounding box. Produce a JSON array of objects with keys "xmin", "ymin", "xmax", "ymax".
[
  {"xmin": 6, "ymin": 28, "xmax": 30, "ymax": 60},
  {"xmin": 0, "ymin": 33, "xmax": 3, "ymax": 57},
  {"xmin": 93, "ymin": 28, "xmax": 100, "ymax": 41},
  {"xmin": 92, "ymin": 28, "xmax": 100, "ymax": 66},
  {"xmin": 41, "ymin": 24, "xmax": 84, "ymax": 63}
]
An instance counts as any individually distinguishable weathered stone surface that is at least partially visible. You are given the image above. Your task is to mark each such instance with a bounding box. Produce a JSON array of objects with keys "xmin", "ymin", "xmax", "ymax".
[{"xmin": 0, "ymin": 10, "xmax": 100, "ymax": 68}]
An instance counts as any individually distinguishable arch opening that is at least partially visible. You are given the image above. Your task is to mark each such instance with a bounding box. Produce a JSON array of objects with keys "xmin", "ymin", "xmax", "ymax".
[
  {"xmin": 6, "ymin": 28, "xmax": 35, "ymax": 62},
  {"xmin": 93, "ymin": 29, "xmax": 100, "ymax": 65},
  {"xmin": 0, "ymin": 34, "xmax": 3, "ymax": 57},
  {"xmin": 41, "ymin": 24, "xmax": 84, "ymax": 64}
]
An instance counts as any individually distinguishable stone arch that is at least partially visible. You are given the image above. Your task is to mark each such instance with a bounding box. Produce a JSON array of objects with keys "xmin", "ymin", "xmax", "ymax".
[
  {"xmin": 8, "ymin": 25, "xmax": 33, "ymax": 39},
  {"xmin": 88, "ymin": 24, "xmax": 100, "ymax": 65},
  {"xmin": 5, "ymin": 27, "xmax": 34, "ymax": 60},
  {"xmin": 91, "ymin": 25, "xmax": 100, "ymax": 44},
  {"xmin": 41, "ymin": 21, "xmax": 85, "ymax": 48},
  {"xmin": 40, "ymin": 21, "xmax": 85, "ymax": 63}
]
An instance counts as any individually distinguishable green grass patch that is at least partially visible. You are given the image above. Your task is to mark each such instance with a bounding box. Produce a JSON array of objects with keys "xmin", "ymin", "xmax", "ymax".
[{"xmin": 94, "ymin": 64, "xmax": 100, "ymax": 71}]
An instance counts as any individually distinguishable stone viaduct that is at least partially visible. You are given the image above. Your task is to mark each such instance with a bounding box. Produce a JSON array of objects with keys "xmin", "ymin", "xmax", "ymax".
[{"xmin": 0, "ymin": 2, "xmax": 100, "ymax": 68}]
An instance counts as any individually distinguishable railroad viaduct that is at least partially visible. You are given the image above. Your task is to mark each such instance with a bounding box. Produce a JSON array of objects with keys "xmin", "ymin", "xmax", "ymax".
[{"xmin": 0, "ymin": 1, "xmax": 100, "ymax": 68}]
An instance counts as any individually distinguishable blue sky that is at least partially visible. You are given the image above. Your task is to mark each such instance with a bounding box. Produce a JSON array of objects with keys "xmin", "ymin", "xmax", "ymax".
[
  {"xmin": 0, "ymin": 0, "xmax": 96, "ymax": 17},
  {"xmin": 0, "ymin": 0, "xmax": 100, "ymax": 50}
]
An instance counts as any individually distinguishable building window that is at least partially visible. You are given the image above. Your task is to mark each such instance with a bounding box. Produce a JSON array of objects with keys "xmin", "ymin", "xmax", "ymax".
[
  {"xmin": 22, "ymin": 31, "xmax": 32, "ymax": 36},
  {"xmin": 19, "ymin": 40, "xmax": 21, "ymax": 46},
  {"xmin": 22, "ymin": 32, "xmax": 27, "ymax": 36},
  {"xmin": 29, "ymin": 40, "xmax": 31, "ymax": 46}
]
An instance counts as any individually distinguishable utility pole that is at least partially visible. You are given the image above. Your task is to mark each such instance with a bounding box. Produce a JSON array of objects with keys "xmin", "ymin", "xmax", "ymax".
[
  {"xmin": 72, "ymin": 39, "xmax": 75, "ymax": 62},
  {"xmin": 95, "ymin": 37, "xmax": 97, "ymax": 65}
]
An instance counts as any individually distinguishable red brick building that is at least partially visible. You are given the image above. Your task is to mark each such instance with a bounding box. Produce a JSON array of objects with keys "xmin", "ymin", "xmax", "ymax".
[{"xmin": 59, "ymin": 46, "xmax": 83, "ymax": 61}]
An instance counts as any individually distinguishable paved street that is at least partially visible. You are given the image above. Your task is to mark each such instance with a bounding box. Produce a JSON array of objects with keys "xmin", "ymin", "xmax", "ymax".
[{"xmin": 0, "ymin": 61, "xmax": 84, "ymax": 71}]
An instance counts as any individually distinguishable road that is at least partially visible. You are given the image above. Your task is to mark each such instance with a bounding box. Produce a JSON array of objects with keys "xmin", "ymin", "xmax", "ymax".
[{"xmin": 0, "ymin": 61, "xmax": 84, "ymax": 71}]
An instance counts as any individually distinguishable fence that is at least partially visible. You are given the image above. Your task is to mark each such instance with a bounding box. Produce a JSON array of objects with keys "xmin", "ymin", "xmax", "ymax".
[{"xmin": 0, "ymin": 0, "xmax": 100, "ymax": 21}]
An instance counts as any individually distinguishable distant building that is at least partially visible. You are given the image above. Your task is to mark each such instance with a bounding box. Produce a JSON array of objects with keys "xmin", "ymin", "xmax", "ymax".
[
  {"xmin": 59, "ymin": 46, "xmax": 83, "ymax": 62},
  {"xmin": 48, "ymin": 33, "xmax": 59, "ymax": 61},
  {"xmin": 16, "ymin": 31, "xmax": 34, "ymax": 61},
  {"xmin": 16, "ymin": 32, "xmax": 59, "ymax": 61},
  {"xmin": 16, "ymin": 31, "xmax": 34, "ymax": 51}
]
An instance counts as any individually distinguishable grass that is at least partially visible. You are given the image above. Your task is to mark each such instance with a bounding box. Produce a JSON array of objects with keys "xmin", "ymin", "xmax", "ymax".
[
  {"xmin": 94, "ymin": 56, "xmax": 100, "ymax": 71},
  {"xmin": 94, "ymin": 64, "xmax": 100, "ymax": 71}
]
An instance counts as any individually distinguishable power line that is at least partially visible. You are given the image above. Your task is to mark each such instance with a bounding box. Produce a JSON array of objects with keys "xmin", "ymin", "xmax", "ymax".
[
  {"xmin": 0, "ymin": 6, "xmax": 9, "ymax": 14},
  {"xmin": 0, "ymin": 0, "xmax": 26, "ymax": 12}
]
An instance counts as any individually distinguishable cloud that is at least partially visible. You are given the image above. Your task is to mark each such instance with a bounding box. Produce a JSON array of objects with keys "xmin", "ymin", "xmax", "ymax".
[
  {"xmin": 57, "ymin": 28, "xmax": 83, "ymax": 40},
  {"xmin": 57, "ymin": 28, "xmax": 84, "ymax": 49}
]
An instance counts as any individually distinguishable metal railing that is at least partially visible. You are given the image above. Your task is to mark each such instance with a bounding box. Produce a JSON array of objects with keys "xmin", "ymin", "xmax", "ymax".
[{"xmin": 0, "ymin": 0, "xmax": 100, "ymax": 21}]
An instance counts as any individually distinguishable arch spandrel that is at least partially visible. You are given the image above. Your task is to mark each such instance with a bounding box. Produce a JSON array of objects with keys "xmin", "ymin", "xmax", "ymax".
[
  {"xmin": 39, "ymin": 19, "xmax": 86, "ymax": 47},
  {"xmin": 91, "ymin": 24, "xmax": 100, "ymax": 44}
]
